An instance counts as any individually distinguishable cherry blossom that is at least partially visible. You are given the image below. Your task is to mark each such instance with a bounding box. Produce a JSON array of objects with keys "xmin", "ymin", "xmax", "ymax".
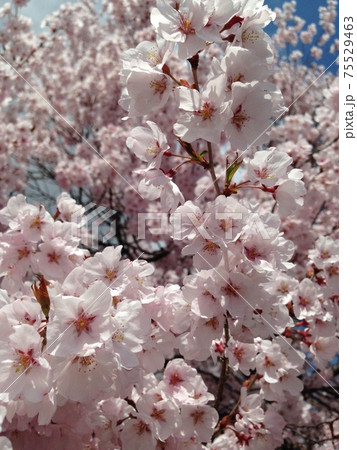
[
  {"xmin": 138, "ymin": 169, "xmax": 185, "ymax": 212},
  {"xmin": 52, "ymin": 347, "xmax": 116, "ymax": 403},
  {"xmin": 111, "ymin": 299, "xmax": 151, "ymax": 369},
  {"xmin": 226, "ymin": 339, "xmax": 257, "ymax": 374},
  {"xmin": 136, "ymin": 394, "xmax": 180, "ymax": 441},
  {"xmin": 151, "ymin": 0, "xmax": 208, "ymax": 59},
  {"xmin": 46, "ymin": 281, "xmax": 113, "ymax": 357},
  {"xmin": 81, "ymin": 245, "xmax": 129, "ymax": 286},
  {"xmin": 120, "ymin": 66, "xmax": 173, "ymax": 117},
  {"xmin": 225, "ymin": 81, "xmax": 283, "ymax": 150},
  {"xmin": 126, "ymin": 121, "xmax": 169, "ymax": 169},
  {"xmin": 0, "ymin": 324, "xmax": 52, "ymax": 403},
  {"xmin": 212, "ymin": 46, "xmax": 270, "ymax": 92},
  {"xmin": 174, "ymin": 75, "xmax": 231, "ymax": 144},
  {"xmin": 0, "ymin": 0, "xmax": 339, "ymax": 447},
  {"xmin": 292, "ymin": 278, "xmax": 322, "ymax": 319},
  {"xmin": 275, "ymin": 168, "xmax": 307, "ymax": 217},
  {"xmin": 247, "ymin": 148, "xmax": 292, "ymax": 187},
  {"xmin": 180, "ymin": 404, "xmax": 219, "ymax": 442}
]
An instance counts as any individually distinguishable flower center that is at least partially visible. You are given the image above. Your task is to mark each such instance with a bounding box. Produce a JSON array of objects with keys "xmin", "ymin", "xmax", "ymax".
[
  {"xmin": 205, "ymin": 316, "xmax": 219, "ymax": 330},
  {"xmin": 169, "ymin": 372, "xmax": 184, "ymax": 386},
  {"xmin": 219, "ymin": 218, "xmax": 232, "ymax": 231},
  {"xmin": 146, "ymin": 47, "xmax": 160, "ymax": 65},
  {"xmin": 264, "ymin": 356, "xmax": 274, "ymax": 368},
  {"xmin": 48, "ymin": 251, "xmax": 60, "ymax": 264},
  {"xmin": 194, "ymin": 101, "xmax": 215, "ymax": 121},
  {"xmin": 278, "ymin": 283, "xmax": 288, "ymax": 294},
  {"xmin": 202, "ymin": 240, "xmax": 220, "ymax": 254},
  {"xmin": 17, "ymin": 247, "xmax": 30, "ymax": 260},
  {"xmin": 135, "ymin": 420, "xmax": 151, "ymax": 435},
  {"xmin": 178, "ymin": 12, "xmax": 195, "ymax": 35},
  {"xmin": 254, "ymin": 167, "xmax": 269, "ymax": 179},
  {"xmin": 203, "ymin": 289, "xmax": 216, "ymax": 301},
  {"xmin": 191, "ymin": 409, "xmax": 205, "ymax": 425},
  {"xmin": 234, "ymin": 347, "xmax": 243, "ymax": 361},
  {"xmin": 222, "ymin": 283, "xmax": 239, "ymax": 298},
  {"xmin": 242, "ymin": 29, "xmax": 260, "ymax": 44},
  {"xmin": 244, "ymin": 246, "xmax": 261, "ymax": 261},
  {"xmin": 321, "ymin": 250, "xmax": 330, "ymax": 259},
  {"xmin": 232, "ymin": 105, "xmax": 249, "ymax": 130},
  {"xmin": 299, "ymin": 296, "xmax": 309, "ymax": 307},
  {"xmin": 75, "ymin": 355, "xmax": 97, "ymax": 372},
  {"xmin": 73, "ymin": 310, "xmax": 96, "ymax": 335},
  {"xmin": 151, "ymin": 407, "xmax": 166, "ymax": 422},
  {"xmin": 13, "ymin": 348, "xmax": 36, "ymax": 373},
  {"xmin": 146, "ymin": 141, "xmax": 161, "ymax": 155},
  {"xmin": 105, "ymin": 269, "xmax": 117, "ymax": 281},
  {"xmin": 30, "ymin": 216, "xmax": 42, "ymax": 229},
  {"xmin": 112, "ymin": 329, "xmax": 124, "ymax": 342},
  {"xmin": 328, "ymin": 265, "xmax": 339, "ymax": 277},
  {"xmin": 150, "ymin": 76, "xmax": 167, "ymax": 95}
]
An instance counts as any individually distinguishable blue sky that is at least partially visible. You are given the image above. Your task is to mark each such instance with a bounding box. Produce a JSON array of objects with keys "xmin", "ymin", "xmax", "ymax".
[
  {"xmin": 267, "ymin": 0, "xmax": 339, "ymax": 72},
  {"xmin": 20, "ymin": 0, "xmax": 74, "ymax": 29}
]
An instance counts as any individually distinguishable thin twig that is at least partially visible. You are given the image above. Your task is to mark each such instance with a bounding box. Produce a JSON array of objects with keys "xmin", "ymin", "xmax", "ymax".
[{"xmin": 207, "ymin": 142, "xmax": 221, "ymax": 196}]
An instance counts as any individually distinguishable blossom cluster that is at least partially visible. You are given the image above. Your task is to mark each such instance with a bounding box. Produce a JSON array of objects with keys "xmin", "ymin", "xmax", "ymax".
[{"xmin": 0, "ymin": 0, "xmax": 338, "ymax": 448}]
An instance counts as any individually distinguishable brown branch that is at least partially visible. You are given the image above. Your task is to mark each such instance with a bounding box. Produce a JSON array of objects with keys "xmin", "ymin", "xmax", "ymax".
[
  {"xmin": 188, "ymin": 53, "xmax": 200, "ymax": 91},
  {"xmin": 214, "ymin": 318, "xmax": 230, "ymax": 410}
]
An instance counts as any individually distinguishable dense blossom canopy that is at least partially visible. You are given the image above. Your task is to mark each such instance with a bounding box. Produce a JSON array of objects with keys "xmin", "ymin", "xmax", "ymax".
[{"xmin": 0, "ymin": 0, "xmax": 338, "ymax": 448}]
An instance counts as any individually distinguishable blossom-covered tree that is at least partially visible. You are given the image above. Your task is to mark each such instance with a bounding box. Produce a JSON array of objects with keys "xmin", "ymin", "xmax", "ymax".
[{"xmin": 0, "ymin": 0, "xmax": 338, "ymax": 448}]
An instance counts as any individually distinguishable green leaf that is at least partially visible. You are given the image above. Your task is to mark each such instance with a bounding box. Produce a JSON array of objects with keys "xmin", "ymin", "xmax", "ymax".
[{"xmin": 226, "ymin": 160, "xmax": 242, "ymax": 184}]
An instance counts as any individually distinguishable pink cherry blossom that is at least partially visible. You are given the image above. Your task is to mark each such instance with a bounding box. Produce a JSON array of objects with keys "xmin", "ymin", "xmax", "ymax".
[
  {"xmin": 52, "ymin": 347, "xmax": 116, "ymax": 402},
  {"xmin": 212, "ymin": 46, "xmax": 270, "ymax": 92},
  {"xmin": 180, "ymin": 404, "xmax": 219, "ymax": 442},
  {"xmin": 275, "ymin": 168, "xmax": 307, "ymax": 217},
  {"xmin": 81, "ymin": 245, "xmax": 129, "ymax": 287},
  {"xmin": 226, "ymin": 339, "xmax": 257, "ymax": 374},
  {"xmin": 151, "ymin": 0, "xmax": 208, "ymax": 59},
  {"xmin": 174, "ymin": 75, "xmax": 232, "ymax": 144},
  {"xmin": 292, "ymin": 278, "xmax": 322, "ymax": 319},
  {"xmin": 121, "ymin": 66, "xmax": 173, "ymax": 117},
  {"xmin": 0, "ymin": 324, "xmax": 52, "ymax": 403},
  {"xmin": 0, "ymin": 0, "xmax": 339, "ymax": 446},
  {"xmin": 225, "ymin": 81, "xmax": 279, "ymax": 150},
  {"xmin": 138, "ymin": 169, "xmax": 185, "ymax": 212},
  {"xmin": 126, "ymin": 121, "xmax": 169, "ymax": 169},
  {"xmin": 46, "ymin": 281, "xmax": 113, "ymax": 357},
  {"xmin": 247, "ymin": 148, "xmax": 292, "ymax": 187}
]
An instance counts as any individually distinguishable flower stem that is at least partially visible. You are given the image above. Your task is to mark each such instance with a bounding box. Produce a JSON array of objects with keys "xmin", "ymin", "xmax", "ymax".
[
  {"xmin": 167, "ymin": 72, "xmax": 181, "ymax": 86},
  {"xmin": 167, "ymin": 159, "xmax": 191, "ymax": 177},
  {"xmin": 237, "ymin": 184, "xmax": 262, "ymax": 190},
  {"xmin": 164, "ymin": 151, "xmax": 191, "ymax": 160},
  {"xmin": 207, "ymin": 142, "xmax": 221, "ymax": 196},
  {"xmin": 228, "ymin": 373, "xmax": 258, "ymax": 419}
]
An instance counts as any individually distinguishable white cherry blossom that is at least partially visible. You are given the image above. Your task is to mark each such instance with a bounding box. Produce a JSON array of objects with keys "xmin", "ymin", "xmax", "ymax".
[
  {"xmin": 0, "ymin": 324, "xmax": 52, "ymax": 403},
  {"xmin": 151, "ymin": 0, "xmax": 209, "ymax": 59},
  {"xmin": 127, "ymin": 121, "xmax": 169, "ymax": 169},
  {"xmin": 46, "ymin": 281, "xmax": 113, "ymax": 357},
  {"xmin": 174, "ymin": 75, "xmax": 232, "ymax": 144}
]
